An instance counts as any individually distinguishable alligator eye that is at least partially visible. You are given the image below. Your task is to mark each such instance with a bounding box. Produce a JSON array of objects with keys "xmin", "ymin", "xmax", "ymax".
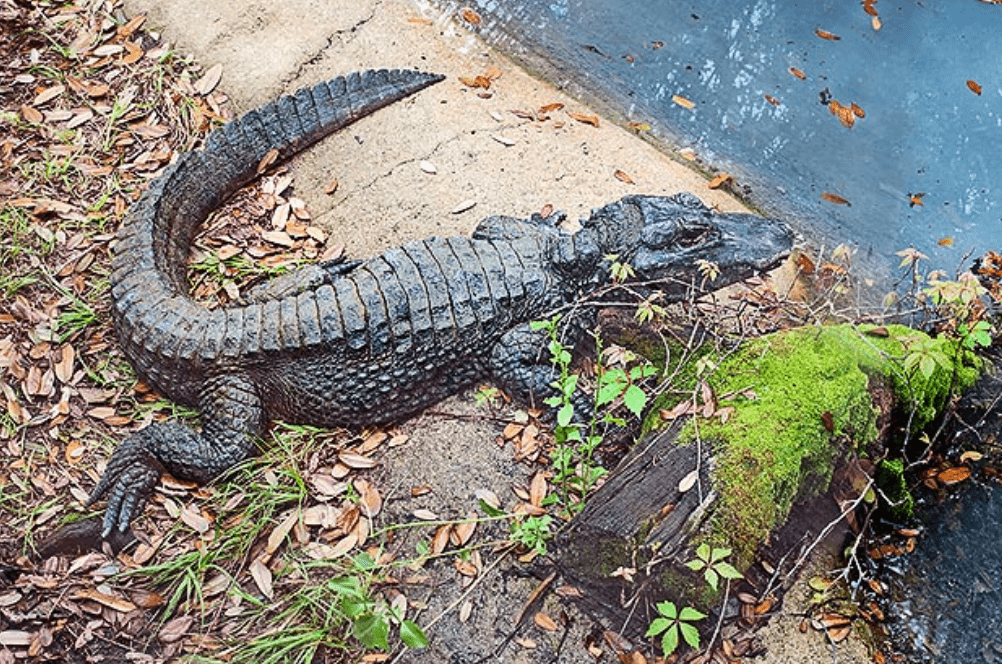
[{"xmin": 675, "ymin": 222, "xmax": 713, "ymax": 247}]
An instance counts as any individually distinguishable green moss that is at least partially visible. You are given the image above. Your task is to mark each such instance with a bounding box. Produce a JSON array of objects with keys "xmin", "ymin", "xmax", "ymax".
[
  {"xmin": 875, "ymin": 458, "xmax": 914, "ymax": 521},
  {"xmin": 646, "ymin": 324, "xmax": 981, "ymax": 568}
]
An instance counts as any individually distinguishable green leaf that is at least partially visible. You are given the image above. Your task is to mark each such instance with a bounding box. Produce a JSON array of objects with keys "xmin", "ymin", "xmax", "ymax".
[
  {"xmin": 710, "ymin": 546, "xmax": 732, "ymax": 562},
  {"xmin": 704, "ymin": 568, "xmax": 719, "ymax": 591},
  {"xmin": 716, "ymin": 562, "xmax": 743, "ymax": 580},
  {"xmin": 557, "ymin": 402, "xmax": 574, "ymax": 427},
  {"xmin": 645, "ymin": 617, "xmax": 672, "ymax": 637},
  {"xmin": 623, "ymin": 383, "xmax": 647, "ymax": 417},
  {"xmin": 400, "ymin": 620, "xmax": 428, "ymax": 648},
  {"xmin": 661, "ymin": 624, "xmax": 680, "ymax": 656},
  {"xmin": 656, "ymin": 601, "xmax": 678, "ymax": 619},
  {"xmin": 478, "ymin": 499, "xmax": 505, "ymax": 518},
  {"xmin": 695, "ymin": 542, "xmax": 711, "ymax": 561},
  {"xmin": 919, "ymin": 355, "xmax": 935, "ymax": 379},
  {"xmin": 679, "ymin": 621, "xmax": 701, "ymax": 649},
  {"xmin": 684, "ymin": 559, "xmax": 703, "ymax": 571},
  {"xmin": 353, "ymin": 613, "xmax": 390, "ymax": 651},
  {"xmin": 679, "ymin": 606, "xmax": 708, "ymax": 621}
]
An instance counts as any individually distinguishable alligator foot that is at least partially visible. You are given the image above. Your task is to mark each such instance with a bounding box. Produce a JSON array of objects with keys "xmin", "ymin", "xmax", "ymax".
[{"xmin": 86, "ymin": 433, "xmax": 164, "ymax": 537}]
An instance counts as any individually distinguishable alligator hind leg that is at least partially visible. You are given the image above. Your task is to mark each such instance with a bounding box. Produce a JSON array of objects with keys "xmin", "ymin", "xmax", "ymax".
[
  {"xmin": 87, "ymin": 374, "xmax": 265, "ymax": 536},
  {"xmin": 489, "ymin": 320, "xmax": 593, "ymax": 421}
]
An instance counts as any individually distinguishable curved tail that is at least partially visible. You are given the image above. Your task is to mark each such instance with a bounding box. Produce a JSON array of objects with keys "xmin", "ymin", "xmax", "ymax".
[{"xmin": 109, "ymin": 69, "xmax": 444, "ymax": 403}]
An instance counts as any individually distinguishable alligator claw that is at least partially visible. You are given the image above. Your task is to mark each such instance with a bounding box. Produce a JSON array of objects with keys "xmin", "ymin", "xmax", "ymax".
[{"xmin": 86, "ymin": 435, "xmax": 163, "ymax": 538}]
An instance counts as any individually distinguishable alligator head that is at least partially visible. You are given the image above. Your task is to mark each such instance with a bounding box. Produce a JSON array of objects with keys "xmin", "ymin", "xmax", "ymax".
[{"xmin": 581, "ymin": 192, "xmax": 794, "ymax": 292}]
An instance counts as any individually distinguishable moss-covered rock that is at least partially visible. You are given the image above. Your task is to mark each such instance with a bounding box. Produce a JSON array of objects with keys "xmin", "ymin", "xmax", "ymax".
[{"xmin": 646, "ymin": 323, "xmax": 982, "ymax": 567}]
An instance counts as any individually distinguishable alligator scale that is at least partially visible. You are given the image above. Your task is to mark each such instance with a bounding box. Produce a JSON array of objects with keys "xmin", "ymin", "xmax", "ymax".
[{"xmin": 89, "ymin": 69, "xmax": 794, "ymax": 535}]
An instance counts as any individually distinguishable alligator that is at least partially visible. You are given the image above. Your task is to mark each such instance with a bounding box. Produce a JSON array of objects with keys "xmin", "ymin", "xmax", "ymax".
[{"xmin": 88, "ymin": 68, "xmax": 794, "ymax": 536}]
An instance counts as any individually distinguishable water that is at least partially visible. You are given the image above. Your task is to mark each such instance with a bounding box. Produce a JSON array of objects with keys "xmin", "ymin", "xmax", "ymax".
[
  {"xmin": 888, "ymin": 482, "xmax": 1002, "ymax": 663},
  {"xmin": 457, "ymin": 0, "xmax": 1001, "ymax": 277}
]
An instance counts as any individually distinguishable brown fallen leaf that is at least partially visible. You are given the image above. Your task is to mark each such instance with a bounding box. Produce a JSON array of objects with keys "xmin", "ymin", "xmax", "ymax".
[
  {"xmin": 408, "ymin": 17, "xmax": 434, "ymax": 25},
  {"xmin": 33, "ymin": 84, "xmax": 65, "ymax": 106},
  {"xmin": 74, "ymin": 588, "xmax": 137, "ymax": 613},
  {"xmin": 708, "ymin": 172, "xmax": 731, "ymax": 189},
  {"xmin": 568, "ymin": 111, "xmax": 600, "ymax": 127},
  {"xmin": 534, "ymin": 611, "xmax": 559, "ymax": 631},
  {"xmin": 485, "ymin": 66, "xmax": 503, "ymax": 80},
  {"xmin": 937, "ymin": 466, "xmax": 971, "ymax": 485},
  {"xmin": 815, "ymin": 28, "xmax": 841, "ymax": 41},
  {"xmin": 872, "ymin": 15, "xmax": 882, "ymax": 30},
  {"xmin": 789, "ymin": 66, "xmax": 807, "ymax": 80},
  {"xmin": 627, "ymin": 121, "xmax": 651, "ymax": 131},
  {"xmin": 821, "ymin": 192, "xmax": 851, "ymax": 206},
  {"xmin": 20, "ymin": 105, "xmax": 43, "ymax": 124},
  {"xmin": 158, "ymin": 615, "xmax": 194, "ymax": 643},
  {"xmin": 614, "ymin": 169, "xmax": 635, "ymax": 185},
  {"xmin": 256, "ymin": 148, "xmax": 279, "ymax": 174},
  {"xmin": 909, "ymin": 192, "xmax": 925, "ymax": 207},
  {"xmin": 938, "ymin": 236, "xmax": 954, "ymax": 247},
  {"xmin": 460, "ymin": 7, "xmax": 482, "ymax": 25},
  {"xmin": 763, "ymin": 93, "xmax": 781, "ymax": 106},
  {"xmin": 862, "ymin": 0, "xmax": 879, "ymax": 17},
  {"xmin": 194, "ymin": 63, "xmax": 223, "ymax": 96},
  {"xmin": 850, "ymin": 101, "xmax": 866, "ymax": 118},
  {"xmin": 796, "ymin": 252, "xmax": 816, "ymax": 274},
  {"xmin": 538, "ymin": 102, "xmax": 564, "ymax": 113},
  {"xmin": 672, "ymin": 94, "xmax": 695, "ymax": 110},
  {"xmin": 967, "ymin": 79, "xmax": 983, "ymax": 96},
  {"xmin": 431, "ymin": 524, "xmax": 452, "ymax": 554}
]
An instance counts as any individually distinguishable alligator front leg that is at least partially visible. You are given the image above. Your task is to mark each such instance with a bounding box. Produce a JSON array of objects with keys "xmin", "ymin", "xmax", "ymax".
[
  {"xmin": 490, "ymin": 321, "xmax": 593, "ymax": 421},
  {"xmin": 87, "ymin": 374, "xmax": 264, "ymax": 537}
]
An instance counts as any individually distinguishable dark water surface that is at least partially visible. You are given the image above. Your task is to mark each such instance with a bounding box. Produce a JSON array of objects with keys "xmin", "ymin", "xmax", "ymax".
[
  {"xmin": 888, "ymin": 482, "xmax": 1002, "ymax": 663},
  {"xmin": 457, "ymin": 0, "xmax": 1001, "ymax": 277}
]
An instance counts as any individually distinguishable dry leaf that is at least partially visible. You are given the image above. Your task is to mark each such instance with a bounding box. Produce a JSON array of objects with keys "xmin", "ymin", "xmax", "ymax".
[
  {"xmin": 539, "ymin": 102, "xmax": 564, "ymax": 113},
  {"xmin": 937, "ymin": 236, "xmax": 954, "ymax": 247},
  {"xmin": 420, "ymin": 160, "xmax": 437, "ymax": 174},
  {"xmin": 249, "ymin": 558, "xmax": 274, "ymax": 599},
  {"xmin": 74, "ymin": 588, "xmax": 137, "ymax": 613},
  {"xmin": 534, "ymin": 612, "xmax": 559, "ymax": 631},
  {"xmin": 256, "ymin": 148, "xmax": 279, "ymax": 174},
  {"xmin": 862, "ymin": 0, "xmax": 879, "ymax": 16},
  {"xmin": 763, "ymin": 94, "xmax": 781, "ymax": 106},
  {"xmin": 967, "ymin": 79, "xmax": 983, "ymax": 96},
  {"xmin": 821, "ymin": 192, "xmax": 851, "ymax": 206},
  {"xmin": 338, "ymin": 451, "xmax": 377, "ymax": 469},
  {"xmin": 355, "ymin": 478, "xmax": 382, "ymax": 517},
  {"xmin": 937, "ymin": 466, "xmax": 971, "ymax": 485},
  {"xmin": 529, "ymin": 472, "xmax": 548, "ymax": 507},
  {"xmin": 850, "ymin": 101, "xmax": 866, "ymax": 118},
  {"xmin": 568, "ymin": 111, "xmax": 600, "ymax": 127},
  {"xmin": 789, "ymin": 66, "xmax": 807, "ymax": 80},
  {"xmin": 33, "ymin": 84, "xmax": 65, "ymax": 106},
  {"xmin": 157, "ymin": 616, "xmax": 193, "ymax": 643},
  {"xmin": 460, "ymin": 7, "xmax": 482, "ymax": 25},
  {"xmin": 194, "ymin": 64, "xmax": 223, "ymax": 96},
  {"xmin": 909, "ymin": 192, "xmax": 925, "ymax": 207},
  {"xmin": 20, "ymin": 105, "xmax": 43, "ymax": 124},
  {"xmin": 266, "ymin": 510, "xmax": 299, "ymax": 556},
  {"xmin": 408, "ymin": 17, "xmax": 434, "ymax": 25},
  {"xmin": 708, "ymin": 172, "xmax": 731, "ymax": 189},
  {"xmin": 431, "ymin": 524, "xmax": 452, "ymax": 554},
  {"xmin": 325, "ymin": 177, "xmax": 339, "ymax": 194},
  {"xmin": 485, "ymin": 66, "xmax": 503, "ymax": 80},
  {"xmin": 815, "ymin": 28, "xmax": 841, "ymax": 40},
  {"xmin": 872, "ymin": 15, "xmax": 882, "ymax": 30},
  {"xmin": 678, "ymin": 469, "xmax": 698, "ymax": 493},
  {"xmin": 613, "ymin": 169, "xmax": 635, "ymax": 185},
  {"xmin": 452, "ymin": 513, "xmax": 477, "ymax": 546},
  {"xmin": 627, "ymin": 121, "xmax": 651, "ymax": 131},
  {"xmin": 672, "ymin": 94, "xmax": 695, "ymax": 109}
]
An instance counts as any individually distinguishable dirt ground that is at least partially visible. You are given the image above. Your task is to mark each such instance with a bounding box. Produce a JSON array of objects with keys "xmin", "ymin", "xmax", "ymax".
[{"xmin": 1, "ymin": 0, "xmax": 875, "ymax": 661}]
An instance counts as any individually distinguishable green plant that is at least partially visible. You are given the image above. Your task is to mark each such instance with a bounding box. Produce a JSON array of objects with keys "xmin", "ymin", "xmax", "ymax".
[
  {"xmin": 645, "ymin": 601, "xmax": 707, "ymax": 656},
  {"xmin": 509, "ymin": 514, "xmax": 552, "ymax": 555},
  {"xmin": 684, "ymin": 543, "xmax": 743, "ymax": 592}
]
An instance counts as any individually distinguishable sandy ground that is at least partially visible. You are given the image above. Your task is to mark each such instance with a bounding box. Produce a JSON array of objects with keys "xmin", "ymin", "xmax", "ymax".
[{"xmin": 118, "ymin": 0, "xmax": 872, "ymax": 661}]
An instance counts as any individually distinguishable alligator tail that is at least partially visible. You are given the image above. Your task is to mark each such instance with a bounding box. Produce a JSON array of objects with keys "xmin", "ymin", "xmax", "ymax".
[{"xmin": 109, "ymin": 69, "xmax": 444, "ymax": 403}]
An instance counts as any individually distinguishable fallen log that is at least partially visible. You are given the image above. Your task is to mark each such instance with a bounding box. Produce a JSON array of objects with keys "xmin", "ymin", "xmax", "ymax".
[{"xmin": 553, "ymin": 323, "xmax": 983, "ymax": 647}]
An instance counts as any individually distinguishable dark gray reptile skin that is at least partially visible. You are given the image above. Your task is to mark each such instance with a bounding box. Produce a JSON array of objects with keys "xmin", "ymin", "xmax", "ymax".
[{"xmin": 87, "ymin": 69, "xmax": 794, "ymax": 536}]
